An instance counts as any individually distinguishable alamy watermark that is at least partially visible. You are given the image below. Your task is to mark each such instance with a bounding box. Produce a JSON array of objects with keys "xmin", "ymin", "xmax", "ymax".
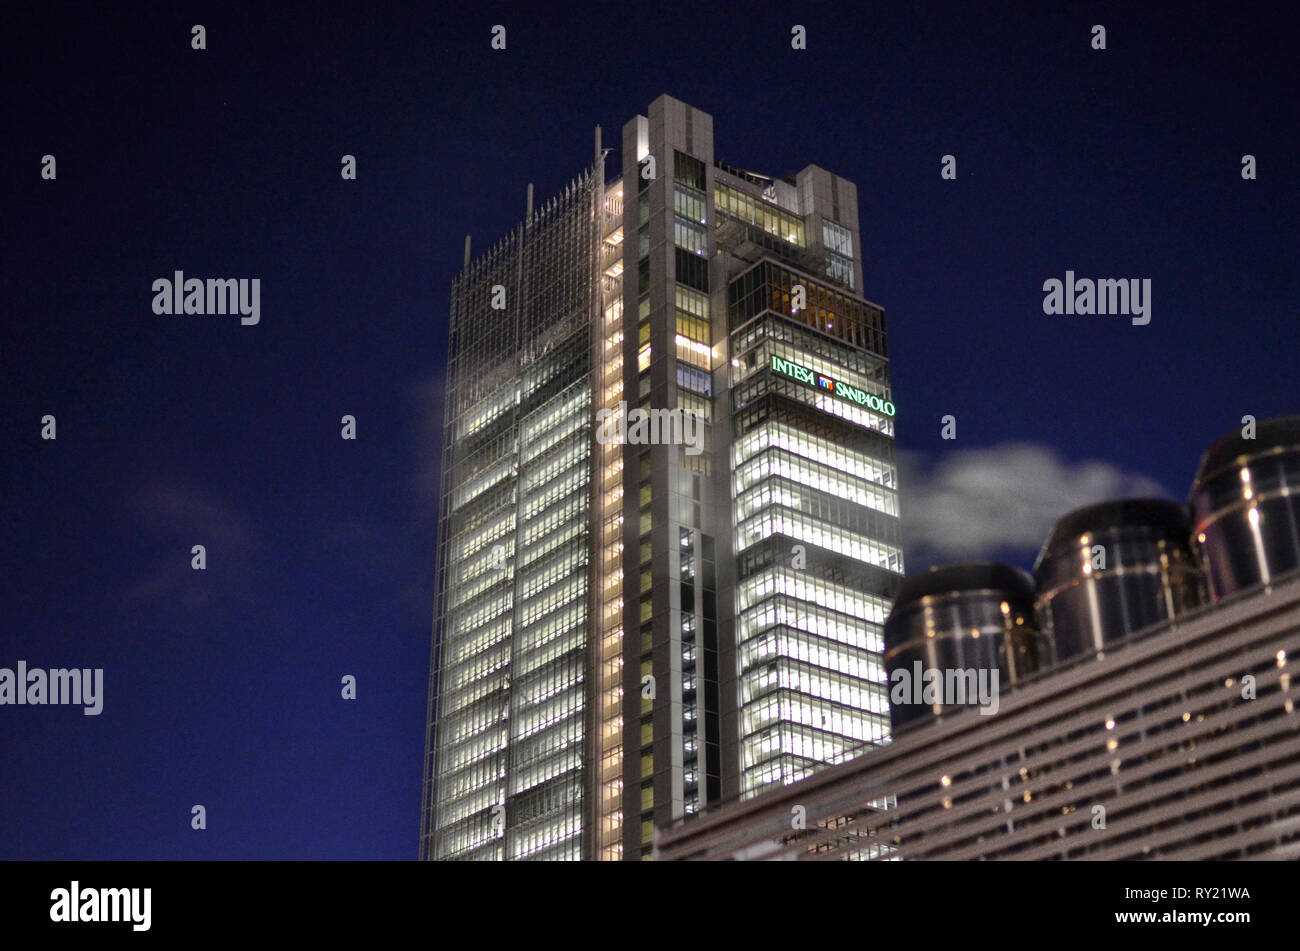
[
  {"xmin": 0, "ymin": 662, "xmax": 103, "ymax": 715},
  {"xmin": 50, "ymin": 881, "xmax": 150, "ymax": 931},
  {"xmin": 890, "ymin": 662, "xmax": 1000, "ymax": 716},
  {"xmin": 1042, "ymin": 271, "xmax": 1151, "ymax": 325},
  {"xmin": 152, "ymin": 271, "xmax": 260, "ymax": 325},
  {"xmin": 596, "ymin": 401, "xmax": 703, "ymax": 455}
]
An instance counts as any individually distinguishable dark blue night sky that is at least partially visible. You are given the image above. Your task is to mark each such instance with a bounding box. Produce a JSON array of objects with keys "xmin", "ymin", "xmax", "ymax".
[{"xmin": 2, "ymin": 1, "xmax": 1294, "ymax": 859}]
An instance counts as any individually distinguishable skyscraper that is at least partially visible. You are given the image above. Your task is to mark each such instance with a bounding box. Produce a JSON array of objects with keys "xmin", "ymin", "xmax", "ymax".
[{"xmin": 421, "ymin": 95, "xmax": 903, "ymax": 860}]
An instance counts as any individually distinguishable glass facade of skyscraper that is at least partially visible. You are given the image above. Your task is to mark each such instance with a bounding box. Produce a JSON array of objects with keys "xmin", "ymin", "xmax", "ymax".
[
  {"xmin": 423, "ymin": 171, "xmax": 599, "ymax": 859},
  {"xmin": 423, "ymin": 96, "xmax": 903, "ymax": 859}
]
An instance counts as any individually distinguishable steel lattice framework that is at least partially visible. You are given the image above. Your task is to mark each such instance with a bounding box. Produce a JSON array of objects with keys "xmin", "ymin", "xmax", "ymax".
[{"xmin": 421, "ymin": 165, "xmax": 604, "ymax": 860}]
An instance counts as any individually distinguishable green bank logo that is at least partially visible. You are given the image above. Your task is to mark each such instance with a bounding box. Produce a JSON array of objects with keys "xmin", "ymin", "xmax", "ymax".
[{"xmin": 770, "ymin": 355, "xmax": 895, "ymax": 416}]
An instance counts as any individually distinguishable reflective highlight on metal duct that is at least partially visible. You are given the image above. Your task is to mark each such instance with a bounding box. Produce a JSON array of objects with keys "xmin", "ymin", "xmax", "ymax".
[
  {"xmin": 1034, "ymin": 498, "xmax": 1205, "ymax": 662},
  {"xmin": 882, "ymin": 563, "xmax": 1048, "ymax": 731},
  {"xmin": 1189, "ymin": 415, "xmax": 1300, "ymax": 600}
]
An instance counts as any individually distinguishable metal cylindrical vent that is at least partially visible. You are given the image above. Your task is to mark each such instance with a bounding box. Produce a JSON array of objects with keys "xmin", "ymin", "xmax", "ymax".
[
  {"xmin": 1189, "ymin": 415, "xmax": 1300, "ymax": 600},
  {"xmin": 883, "ymin": 563, "xmax": 1048, "ymax": 731},
  {"xmin": 1034, "ymin": 498, "xmax": 1204, "ymax": 662}
]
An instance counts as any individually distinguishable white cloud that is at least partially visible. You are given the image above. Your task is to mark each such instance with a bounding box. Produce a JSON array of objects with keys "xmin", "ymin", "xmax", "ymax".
[
  {"xmin": 122, "ymin": 483, "xmax": 254, "ymax": 610},
  {"xmin": 898, "ymin": 443, "xmax": 1172, "ymax": 562}
]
